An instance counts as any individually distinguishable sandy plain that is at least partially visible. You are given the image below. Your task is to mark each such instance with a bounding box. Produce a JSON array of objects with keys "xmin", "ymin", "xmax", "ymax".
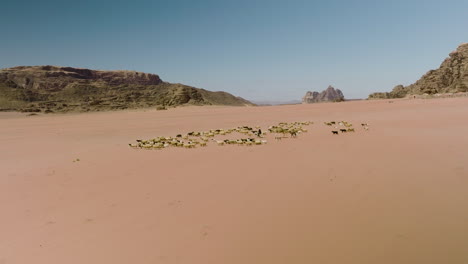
[{"xmin": 1, "ymin": 98, "xmax": 468, "ymax": 264}]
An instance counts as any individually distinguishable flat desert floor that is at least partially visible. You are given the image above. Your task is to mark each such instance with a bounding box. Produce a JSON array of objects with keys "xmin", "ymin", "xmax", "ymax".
[{"xmin": 1, "ymin": 98, "xmax": 468, "ymax": 264}]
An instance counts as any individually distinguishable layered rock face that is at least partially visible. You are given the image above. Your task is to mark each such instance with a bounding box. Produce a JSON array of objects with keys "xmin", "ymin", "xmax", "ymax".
[
  {"xmin": 0, "ymin": 66, "xmax": 163, "ymax": 91},
  {"xmin": 0, "ymin": 66, "xmax": 253, "ymax": 112},
  {"xmin": 369, "ymin": 43, "xmax": 468, "ymax": 99},
  {"xmin": 302, "ymin": 85, "xmax": 345, "ymax": 103}
]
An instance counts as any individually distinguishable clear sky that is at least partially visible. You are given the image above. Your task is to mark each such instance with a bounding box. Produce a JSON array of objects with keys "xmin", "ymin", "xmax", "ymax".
[{"xmin": 1, "ymin": 0, "xmax": 467, "ymax": 101}]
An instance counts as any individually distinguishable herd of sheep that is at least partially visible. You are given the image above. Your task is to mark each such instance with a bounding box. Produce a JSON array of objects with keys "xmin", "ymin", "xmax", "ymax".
[
  {"xmin": 325, "ymin": 121, "xmax": 370, "ymax": 134},
  {"xmin": 128, "ymin": 120, "xmax": 369, "ymax": 150},
  {"xmin": 128, "ymin": 121, "xmax": 313, "ymax": 150}
]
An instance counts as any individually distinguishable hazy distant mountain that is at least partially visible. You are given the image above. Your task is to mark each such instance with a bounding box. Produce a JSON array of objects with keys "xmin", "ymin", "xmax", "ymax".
[
  {"xmin": 369, "ymin": 43, "xmax": 468, "ymax": 99},
  {"xmin": 302, "ymin": 85, "xmax": 345, "ymax": 103},
  {"xmin": 0, "ymin": 66, "xmax": 253, "ymax": 112},
  {"xmin": 250, "ymin": 99, "xmax": 302, "ymax": 106}
]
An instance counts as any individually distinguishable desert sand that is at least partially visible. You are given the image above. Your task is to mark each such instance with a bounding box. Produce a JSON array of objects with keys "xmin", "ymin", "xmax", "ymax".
[{"xmin": 1, "ymin": 98, "xmax": 468, "ymax": 264}]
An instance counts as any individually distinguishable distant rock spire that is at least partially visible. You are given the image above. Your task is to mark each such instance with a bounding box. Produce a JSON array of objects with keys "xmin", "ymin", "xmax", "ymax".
[{"xmin": 302, "ymin": 85, "xmax": 345, "ymax": 103}]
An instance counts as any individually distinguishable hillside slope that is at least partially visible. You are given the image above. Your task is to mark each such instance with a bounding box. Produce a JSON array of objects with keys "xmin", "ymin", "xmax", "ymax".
[
  {"xmin": 369, "ymin": 43, "xmax": 468, "ymax": 99},
  {"xmin": 0, "ymin": 66, "xmax": 253, "ymax": 112}
]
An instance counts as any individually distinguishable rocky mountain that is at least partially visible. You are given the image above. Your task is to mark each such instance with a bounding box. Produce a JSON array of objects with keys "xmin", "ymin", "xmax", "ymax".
[
  {"xmin": 302, "ymin": 85, "xmax": 345, "ymax": 103},
  {"xmin": 369, "ymin": 43, "xmax": 468, "ymax": 99},
  {"xmin": 0, "ymin": 66, "xmax": 253, "ymax": 113}
]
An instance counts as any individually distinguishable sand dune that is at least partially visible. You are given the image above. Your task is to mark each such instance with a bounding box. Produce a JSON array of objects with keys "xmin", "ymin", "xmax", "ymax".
[{"xmin": 1, "ymin": 98, "xmax": 468, "ymax": 264}]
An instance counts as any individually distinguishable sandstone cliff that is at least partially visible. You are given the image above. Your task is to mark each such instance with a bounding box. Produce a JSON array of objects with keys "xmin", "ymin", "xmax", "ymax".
[
  {"xmin": 369, "ymin": 43, "xmax": 468, "ymax": 99},
  {"xmin": 302, "ymin": 85, "xmax": 345, "ymax": 103},
  {"xmin": 0, "ymin": 66, "xmax": 253, "ymax": 112}
]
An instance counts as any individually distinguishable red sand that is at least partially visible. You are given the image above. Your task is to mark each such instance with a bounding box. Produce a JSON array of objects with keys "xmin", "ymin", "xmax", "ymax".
[{"xmin": 1, "ymin": 98, "xmax": 468, "ymax": 264}]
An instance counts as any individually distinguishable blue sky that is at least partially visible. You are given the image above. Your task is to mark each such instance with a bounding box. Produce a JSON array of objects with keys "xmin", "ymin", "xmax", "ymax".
[{"xmin": 1, "ymin": 0, "xmax": 467, "ymax": 100}]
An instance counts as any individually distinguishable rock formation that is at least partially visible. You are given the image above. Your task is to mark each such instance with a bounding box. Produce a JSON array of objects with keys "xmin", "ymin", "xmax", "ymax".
[
  {"xmin": 0, "ymin": 66, "xmax": 253, "ymax": 112},
  {"xmin": 369, "ymin": 43, "xmax": 468, "ymax": 99},
  {"xmin": 302, "ymin": 85, "xmax": 345, "ymax": 103}
]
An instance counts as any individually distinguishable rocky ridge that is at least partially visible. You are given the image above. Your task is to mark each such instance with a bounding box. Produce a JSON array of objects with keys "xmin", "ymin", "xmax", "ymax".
[
  {"xmin": 369, "ymin": 43, "xmax": 468, "ymax": 99},
  {"xmin": 0, "ymin": 66, "xmax": 253, "ymax": 112}
]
